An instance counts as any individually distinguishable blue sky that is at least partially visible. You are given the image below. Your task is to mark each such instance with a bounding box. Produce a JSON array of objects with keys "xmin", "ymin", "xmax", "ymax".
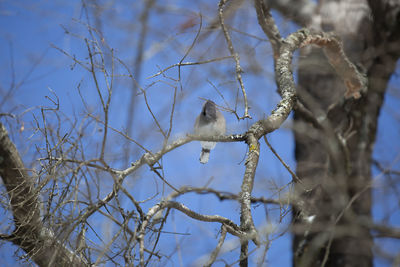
[{"xmin": 0, "ymin": 1, "xmax": 399, "ymax": 266}]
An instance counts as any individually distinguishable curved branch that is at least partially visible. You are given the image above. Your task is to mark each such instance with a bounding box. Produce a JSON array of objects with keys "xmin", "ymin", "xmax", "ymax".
[
  {"xmin": 138, "ymin": 200, "xmax": 244, "ymax": 266},
  {"xmin": 166, "ymin": 186, "xmax": 283, "ymax": 205}
]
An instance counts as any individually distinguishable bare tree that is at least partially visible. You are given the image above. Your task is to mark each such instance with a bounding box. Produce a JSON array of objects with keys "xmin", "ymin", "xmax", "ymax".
[{"xmin": 0, "ymin": 0, "xmax": 399, "ymax": 266}]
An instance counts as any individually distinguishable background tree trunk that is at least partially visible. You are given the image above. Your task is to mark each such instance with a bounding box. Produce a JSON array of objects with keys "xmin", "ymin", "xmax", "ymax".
[{"xmin": 292, "ymin": 0, "xmax": 400, "ymax": 266}]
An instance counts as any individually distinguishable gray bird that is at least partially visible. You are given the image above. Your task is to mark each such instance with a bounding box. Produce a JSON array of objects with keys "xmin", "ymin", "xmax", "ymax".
[{"xmin": 194, "ymin": 100, "xmax": 226, "ymax": 164}]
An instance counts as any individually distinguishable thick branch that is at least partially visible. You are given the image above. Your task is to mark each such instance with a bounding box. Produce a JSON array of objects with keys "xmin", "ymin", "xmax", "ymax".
[
  {"xmin": 301, "ymin": 32, "xmax": 367, "ymax": 99},
  {"xmin": 239, "ymin": 133, "xmax": 261, "ymax": 266}
]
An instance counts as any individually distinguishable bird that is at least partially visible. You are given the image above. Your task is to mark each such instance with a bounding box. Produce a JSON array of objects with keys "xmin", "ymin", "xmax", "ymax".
[
  {"xmin": 194, "ymin": 100, "xmax": 226, "ymax": 164},
  {"xmin": 75, "ymin": 225, "xmax": 87, "ymax": 256}
]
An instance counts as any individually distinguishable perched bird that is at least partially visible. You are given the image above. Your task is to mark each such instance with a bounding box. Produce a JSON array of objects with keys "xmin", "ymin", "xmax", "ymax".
[
  {"xmin": 75, "ymin": 225, "xmax": 87, "ymax": 256},
  {"xmin": 194, "ymin": 100, "xmax": 226, "ymax": 164}
]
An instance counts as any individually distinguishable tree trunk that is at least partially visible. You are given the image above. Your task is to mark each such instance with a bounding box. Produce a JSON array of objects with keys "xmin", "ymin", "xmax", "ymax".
[{"xmin": 292, "ymin": 0, "xmax": 400, "ymax": 266}]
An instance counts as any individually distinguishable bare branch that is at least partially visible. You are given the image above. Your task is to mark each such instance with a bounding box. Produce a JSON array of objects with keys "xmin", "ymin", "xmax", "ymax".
[
  {"xmin": 219, "ymin": 0, "xmax": 251, "ymax": 120},
  {"xmin": 205, "ymin": 225, "xmax": 228, "ymax": 267},
  {"xmin": 254, "ymin": 0, "xmax": 283, "ymax": 58},
  {"xmin": 301, "ymin": 32, "xmax": 367, "ymax": 99},
  {"xmin": 166, "ymin": 186, "xmax": 284, "ymax": 205},
  {"xmin": 146, "ymin": 56, "xmax": 233, "ymax": 79},
  {"xmin": 138, "ymin": 200, "xmax": 244, "ymax": 266},
  {"xmin": 264, "ymin": 136, "xmax": 302, "ymax": 183},
  {"xmin": 239, "ymin": 132, "xmax": 261, "ymax": 266}
]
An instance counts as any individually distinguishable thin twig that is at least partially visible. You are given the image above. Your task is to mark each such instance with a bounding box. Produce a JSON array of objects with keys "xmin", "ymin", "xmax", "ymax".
[
  {"xmin": 146, "ymin": 56, "xmax": 233, "ymax": 79},
  {"xmin": 205, "ymin": 225, "xmax": 228, "ymax": 267},
  {"xmin": 264, "ymin": 136, "xmax": 302, "ymax": 183},
  {"xmin": 218, "ymin": 0, "xmax": 251, "ymax": 120}
]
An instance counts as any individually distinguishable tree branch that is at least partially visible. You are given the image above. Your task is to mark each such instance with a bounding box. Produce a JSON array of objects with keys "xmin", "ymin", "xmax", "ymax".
[
  {"xmin": 138, "ymin": 200, "xmax": 244, "ymax": 266},
  {"xmin": 219, "ymin": 0, "xmax": 251, "ymax": 119},
  {"xmin": 254, "ymin": 0, "xmax": 283, "ymax": 58}
]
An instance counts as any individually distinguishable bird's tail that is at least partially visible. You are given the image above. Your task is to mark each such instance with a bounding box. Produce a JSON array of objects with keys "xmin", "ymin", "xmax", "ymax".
[{"xmin": 199, "ymin": 148, "xmax": 211, "ymax": 164}]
